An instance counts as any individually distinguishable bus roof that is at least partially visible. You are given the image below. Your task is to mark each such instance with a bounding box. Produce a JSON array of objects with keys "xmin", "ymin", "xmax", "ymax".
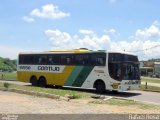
[{"xmin": 19, "ymin": 48, "xmax": 137, "ymax": 56}]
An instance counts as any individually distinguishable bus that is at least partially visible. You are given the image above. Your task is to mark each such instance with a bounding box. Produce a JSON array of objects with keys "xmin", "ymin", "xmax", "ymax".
[{"xmin": 17, "ymin": 48, "xmax": 140, "ymax": 93}]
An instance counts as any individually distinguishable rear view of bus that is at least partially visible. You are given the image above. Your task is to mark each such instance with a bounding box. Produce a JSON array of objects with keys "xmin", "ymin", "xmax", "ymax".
[{"xmin": 108, "ymin": 52, "xmax": 141, "ymax": 92}]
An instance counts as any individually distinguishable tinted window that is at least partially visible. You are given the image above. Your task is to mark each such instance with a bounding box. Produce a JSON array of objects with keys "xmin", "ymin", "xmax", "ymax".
[
  {"xmin": 122, "ymin": 55, "xmax": 138, "ymax": 62},
  {"xmin": 109, "ymin": 53, "xmax": 138, "ymax": 62},
  {"xmin": 90, "ymin": 54, "xmax": 106, "ymax": 66},
  {"xmin": 109, "ymin": 53, "xmax": 122, "ymax": 63},
  {"xmin": 19, "ymin": 52, "xmax": 106, "ymax": 66},
  {"xmin": 60, "ymin": 54, "xmax": 73, "ymax": 65},
  {"xmin": 38, "ymin": 55, "xmax": 47, "ymax": 64},
  {"xmin": 19, "ymin": 54, "xmax": 36, "ymax": 64},
  {"xmin": 74, "ymin": 54, "xmax": 89, "ymax": 65},
  {"xmin": 48, "ymin": 55, "xmax": 60, "ymax": 65}
]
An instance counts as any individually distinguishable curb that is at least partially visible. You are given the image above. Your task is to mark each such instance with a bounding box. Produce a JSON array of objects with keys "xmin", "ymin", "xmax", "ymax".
[
  {"xmin": 0, "ymin": 88, "xmax": 70, "ymax": 101},
  {"xmin": 142, "ymin": 89, "xmax": 160, "ymax": 93}
]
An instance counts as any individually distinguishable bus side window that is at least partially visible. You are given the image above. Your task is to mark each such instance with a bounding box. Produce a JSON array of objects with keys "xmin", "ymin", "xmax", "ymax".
[
  {"xmin": 38, "ymin": 56, "xmax": 47, "ymax": 64},
  {"xmin": 75, "ymin": 54, "xmax": 89, "ymax": 65},
  {"xmin": 91, "ymin": 54, "xmax": 106, "ymax": 66},
  {"xmin": 97, "ymin": 57, "xmax": 105, "ymax": 65},
  {"xmin": 48, "ymin": 56, "xmax": 54, "ymax": 64},
  {"xmin": 47, "ymin": 55, "xmax": 60, "ymax": 65},
  {"xmin": 60, "ymin": 55, "xmax": 73, "ymax": 65}
]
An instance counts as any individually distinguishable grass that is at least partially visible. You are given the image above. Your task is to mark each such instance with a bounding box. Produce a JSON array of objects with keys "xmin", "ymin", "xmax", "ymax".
[
  {"xmin": 89, "ymin": 98, "xmax": 160, "ymax": 110},
  {"xmin": 0, "ymin": 82, "xmax": 93, "ymax": 98},
  {"xmin": 141, "ymin": 77, "xmax": 160, "ymax": 83},
  {"xmin": 0, "ymin": 72, "xmax": 17, "ymax": 80},
  {"xmin": 141, "ymin": 84, "xmax": 160, "ymax": 92}
]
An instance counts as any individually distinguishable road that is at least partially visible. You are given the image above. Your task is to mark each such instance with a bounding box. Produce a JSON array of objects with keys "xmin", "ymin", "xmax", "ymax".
[
  {"xmin": 0, "ymin": 80, "xmax": 30, "ymax": 85},
  {"xmin": 107, "ymin": 90, "xmax": 160, "ymax": 105},
  {"xmin": 0, "ymin": 80, "xmax": 160, "ymax": 105}
]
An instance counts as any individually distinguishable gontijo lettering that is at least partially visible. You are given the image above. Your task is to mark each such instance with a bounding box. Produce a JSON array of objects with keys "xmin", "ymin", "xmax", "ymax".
[{"xmin": 38, "ymin": 66, "xmax": 60, "ymax": 71}]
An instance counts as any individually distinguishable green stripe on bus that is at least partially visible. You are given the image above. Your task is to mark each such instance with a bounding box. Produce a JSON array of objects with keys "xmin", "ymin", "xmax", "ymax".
[
  {"xmin": 64, "ymin": 66, "xmax": 84, "ymax": 86},
  {"xmin": 72, "ymin": 66, "xmax": 94, "ymax": 87}
]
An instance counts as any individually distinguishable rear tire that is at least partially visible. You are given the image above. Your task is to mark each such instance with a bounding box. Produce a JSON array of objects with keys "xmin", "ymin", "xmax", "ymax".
[
  {"xmin": 38, "ymin": 77, "xmax": 46, "ymax": 88},
  {"xmin": 30, "ymin": 76, "xmax": 38, "ymax": 86},
  {"xmin": 95, "ymin": 81, "xmax": 106, "ymax": 94},
  {"xmin": 54, "ymin": 85, "xmax": 62, "ymax": 89}
]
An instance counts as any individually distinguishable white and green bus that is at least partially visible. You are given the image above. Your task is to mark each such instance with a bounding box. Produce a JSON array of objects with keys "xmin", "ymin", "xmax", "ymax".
[{"xmin": 17, "ymin": 49, "xmax": 140, "ymax": 93}]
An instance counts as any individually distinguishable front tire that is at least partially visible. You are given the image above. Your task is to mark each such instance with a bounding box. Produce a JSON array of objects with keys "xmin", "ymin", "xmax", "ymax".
[{"xmin": 95, "ymin": 81, "xmax": 106, "ymax": 94}]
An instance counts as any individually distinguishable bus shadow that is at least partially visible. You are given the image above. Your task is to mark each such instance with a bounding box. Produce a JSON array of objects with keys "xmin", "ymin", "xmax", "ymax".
[
  {"xmin": 44, "ymin": 85, "xmax": 141, "ymax": 98},
  {"xmin": 103, "ymin": 91, "xmax": 141, "ymax": 98},
  {"xmin": 24, "ymin": 85, "xmax": 141, "ymax": 98}
]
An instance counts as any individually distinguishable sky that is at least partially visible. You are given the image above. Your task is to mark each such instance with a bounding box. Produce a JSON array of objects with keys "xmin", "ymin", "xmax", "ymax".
[{"xmin": 0, "ymin": 0, "xmax": 160, "ymax": 60}]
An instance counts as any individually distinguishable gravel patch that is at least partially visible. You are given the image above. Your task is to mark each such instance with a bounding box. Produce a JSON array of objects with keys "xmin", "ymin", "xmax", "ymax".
[{"xmin": 0, "ymin": 91, "xmax": 112, "ymax": 114}]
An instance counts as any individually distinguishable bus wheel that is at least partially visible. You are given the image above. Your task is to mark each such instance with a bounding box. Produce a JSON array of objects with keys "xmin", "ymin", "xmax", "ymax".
[
  {"xmin": 54, "ymin": 85, "xmax": 62, "ymax": 89},
  {"xmin": 30, "ymin": 76, "xmax": 38, "ymax": 86},
  {"xmin": 95, "ymin": 81, "xmax": 105, "ymax": 94},
  {"xmin": 38, "ymin": 77, "xmax": 46, "ymax": 88}
]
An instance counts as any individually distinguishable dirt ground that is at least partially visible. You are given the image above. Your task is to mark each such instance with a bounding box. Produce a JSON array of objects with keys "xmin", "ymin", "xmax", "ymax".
[{"xmin": 0, "ymin": 91, "xmax": 159, "ymax": 114}]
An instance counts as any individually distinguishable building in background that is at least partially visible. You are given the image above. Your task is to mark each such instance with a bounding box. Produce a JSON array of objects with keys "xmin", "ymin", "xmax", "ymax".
[{"xmin": 140, "ymin": 61, "xmax": 160, "ymax": 77}]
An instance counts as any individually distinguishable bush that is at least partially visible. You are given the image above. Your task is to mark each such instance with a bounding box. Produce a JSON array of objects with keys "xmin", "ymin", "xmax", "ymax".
[{"xmin": 3, "ymin": 82, "xmax": 10, "ymax": 89}]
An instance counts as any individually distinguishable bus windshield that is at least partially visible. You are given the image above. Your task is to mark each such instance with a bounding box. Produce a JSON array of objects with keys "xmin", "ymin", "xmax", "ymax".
[{"xmin": 108, "ymin": 53, "xmax": 140, "ymax": 81}]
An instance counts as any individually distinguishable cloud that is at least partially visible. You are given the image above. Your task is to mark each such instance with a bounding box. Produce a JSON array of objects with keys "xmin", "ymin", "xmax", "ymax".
[
  {"xmin": 104, "ymin": 28, "xmax": 120, "ymax": 36},
  {"xmin": 45, "ymin": 21, "xmax": 160, "ymax": 60},
  {"xmin": 31, "ymin": 4, "xmax": 70, "ymax": 19},
  {"xmin": 108, "ymin": 29, "xmax": 116, "ymax": 33},
  {"xmin": 45, "ymin": 29, "xmax": 110, "ymax": 50},
  {"xmin": 110, "ymin": 40, "xmax": 160, "ymax": 60},
  {"xmin": 135, "ymin": 23, "xmax": 160, "ymax": 40},
  {"xmin": 79, "ymin": 29, "xmax": 95, "ymax": 35},
  {"xmin": 110, "ymin": 21, "xmax": 160, "ymax": 60},
  {"xmin": 23, "ymin": 4, "xmax": 70, "ymax": 22},
  {"xmin": 22, "ymin": 16, "xmax": 35, "ymax": 22}
]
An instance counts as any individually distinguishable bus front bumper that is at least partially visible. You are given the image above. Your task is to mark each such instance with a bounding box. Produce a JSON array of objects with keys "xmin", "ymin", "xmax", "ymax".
[{"xmin": 117, "ymin": 80, "xmax": 141, "ymax": 92}]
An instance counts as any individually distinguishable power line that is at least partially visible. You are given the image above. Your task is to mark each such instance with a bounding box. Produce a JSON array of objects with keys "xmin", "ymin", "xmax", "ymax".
[{"xmin": 126, "ymin": 44, "xmax": 160, "ymax": 53}]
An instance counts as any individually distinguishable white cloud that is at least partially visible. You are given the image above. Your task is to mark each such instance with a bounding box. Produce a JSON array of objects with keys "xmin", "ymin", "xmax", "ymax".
[
  {"xmin": 110, "ymin": 40, "xmax": 160, "ymax": 60},
  {"xmin": 135, "ymin": 24, "xmax": 160, "ymax": 40},
  {"xmin": 22, "ymin": 16, "xmax": 35, "ymax": 22},
  {"xmin": 104, "ymin": 28, "xmax": 120, "ymax": 36},
  {"xmin": 79, "ymin": 29, "xmax": 94, "ymax": 35},
  {"xmin": 108, "ymin": 29, "xmax": 116, "ymax": 33},
  {"xmin": 45, "ymin": 29, "xmax": 110, "ymax": 50},
  {"xmin": 23, "ymin": 4, "xmax": 70, "ymax": 22},
  {"xmin": 110, "ymin": 21, "xmax": 160, "ymax": 60},
  {"xmin": 30, "ymin": 4, "xmax": 70, "ymax": 19}
]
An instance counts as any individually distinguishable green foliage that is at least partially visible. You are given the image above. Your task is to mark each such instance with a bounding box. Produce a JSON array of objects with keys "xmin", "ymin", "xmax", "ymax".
[
  {"xmin": 3, "ymin": 82, "xmax": 10, "ymax": 89},
  {"xmin": 141, "ymin": 77, "xmax": 160, "ymax": 83},
  {"xmin": 0, "ymin": 57, "xmax": 17, "ymax": 71},
  {"xmin": 0, "ymin": 72, "xmax": 17, "ymax": 80},
  {"xmin": 141, "ymin": 85, "xmax": 160, "ymax": 91}
]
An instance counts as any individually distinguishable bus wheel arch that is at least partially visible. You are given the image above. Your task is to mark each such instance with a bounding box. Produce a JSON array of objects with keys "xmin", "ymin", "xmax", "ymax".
[
  {"xmin": 93, "ymin": 79, "xmax": 106, "ymax": 94},
  {"xmin": 30, "ymin": 76, "xmax": 38, "ymax": 86},
  {"xmin": 38, "ymin": 76, "xmax": 47, "ymax": 88}
]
